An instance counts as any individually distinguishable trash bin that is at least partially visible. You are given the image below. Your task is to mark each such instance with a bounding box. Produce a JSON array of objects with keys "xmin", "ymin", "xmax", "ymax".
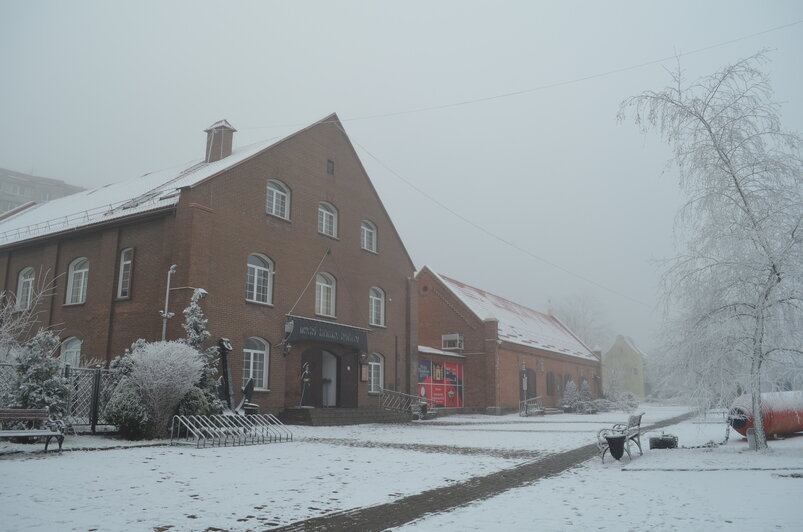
[
  {"xmin": 605, "ymin": 433, "xmax": 627, "ymax": 461},
  {"xmin": 242, "ymin": 403, "xmax": 259, "ymax": 416}
]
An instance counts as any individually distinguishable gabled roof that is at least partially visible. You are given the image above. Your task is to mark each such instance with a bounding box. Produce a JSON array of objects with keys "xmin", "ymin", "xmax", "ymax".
[
  {"xmin": 0, "ymin": 115, "xmax": 336, "ymax": 247},
  {"xmin": 422, "ymin": 267, "xmax": 598, "ymax": 362}
]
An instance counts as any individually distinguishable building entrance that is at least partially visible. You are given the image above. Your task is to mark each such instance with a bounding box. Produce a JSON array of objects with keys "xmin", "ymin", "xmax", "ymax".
[{"xmin": 300, "ymin": 347, "xmax": 358, "ymax": 408}]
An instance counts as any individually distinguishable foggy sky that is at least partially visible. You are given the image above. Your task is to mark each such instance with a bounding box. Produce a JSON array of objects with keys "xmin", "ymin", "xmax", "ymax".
[{"xmin": 1, "ymin": 1, "xmax": 801, "ymax": 353}]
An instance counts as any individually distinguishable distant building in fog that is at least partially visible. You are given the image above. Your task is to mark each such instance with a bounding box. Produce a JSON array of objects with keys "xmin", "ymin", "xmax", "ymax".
[
  {"xmin": 603, "ymin": 335, "xmax": 647, "ymax": 399},
  {"xmin": 0, "ymin": 167, "xmax": 84, "ymax": 214}
]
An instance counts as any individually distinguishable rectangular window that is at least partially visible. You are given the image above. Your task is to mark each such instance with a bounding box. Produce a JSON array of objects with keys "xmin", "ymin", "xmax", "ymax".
[
  {"xmin": 417, "ymin": 360, "xmax": 464, "ymax": 408},
  {"xmin": 117, "ymin": 248, "xmax": 133, "ymax": 298},
  {"xmin": 327, "ymin": 159, "xmax": 335, "ymax": 175},
  {"xmin": 441, "ymin": 333, "xmax": 464, "ymax": 351}
]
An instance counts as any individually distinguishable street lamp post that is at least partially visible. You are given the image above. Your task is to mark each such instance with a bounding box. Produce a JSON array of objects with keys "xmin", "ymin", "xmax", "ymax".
[
  {"xmin": 159, "ymin": 265, "xmax": 207, "ymax": 341},
  {"xmin": 159, "ymin": 265, "xmax": 177, "ymax": 341}
]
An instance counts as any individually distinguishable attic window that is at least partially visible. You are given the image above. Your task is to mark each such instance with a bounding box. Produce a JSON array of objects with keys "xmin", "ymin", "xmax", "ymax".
[
  {"xmin": 441, "ymin": 333, "xmax": 464, "ymax": 351},
  {"xmin": 326, "ymin": 160, "xmax": 335, "ymax": 175}
]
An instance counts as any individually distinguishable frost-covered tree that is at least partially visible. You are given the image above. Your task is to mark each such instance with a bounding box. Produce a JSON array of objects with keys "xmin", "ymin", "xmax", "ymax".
[
  {"xmin": 551, "ymin": 294, "xmax": 613, "ymax": 351},
  {"xmin": 125, "ymin": 341, "xmax": 204, "ymax": 438},
  {"xmin": 0, "ymin": 329, "xmax": 70, "ymax": 416},
  {"xmin": 620, "ymin": 52, "xmax": 803, "ymax": 451},
  {"xmin": 180, "ymin": 288, "xmax": 223, "ymax": 413},
  {"xmin": 562, "ymin": 380, "xmax": 580, "ymax": 409},
  {"xmin": 579, "ymin": 380, "xmax": 592, "ymax": 403}
]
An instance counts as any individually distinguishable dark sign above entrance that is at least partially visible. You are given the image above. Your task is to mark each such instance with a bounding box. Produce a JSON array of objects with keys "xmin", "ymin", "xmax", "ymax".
[{"xmin": 286, "ymin": 315, "xmax": 368, "ymax": 352}]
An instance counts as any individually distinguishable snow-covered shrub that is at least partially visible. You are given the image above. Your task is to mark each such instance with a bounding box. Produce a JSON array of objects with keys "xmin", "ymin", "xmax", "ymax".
[
  {"xmin": 181, "ymin": 290, "xmax": 224, "ymax": 414},
  {"xmin": 592, "ymin": 398, "xmax": 615, "ymax": 412},
  {"xmin": 579, "ymin": 380, "xmax": 592, "ymax": 402},
  {"xmin": 176, "ymin": 386, "xmax": 210, "ymax": 417},
  {"xmin": 128, "ymin": 341, "xmax": 203, "ymax": 438},
  {"xmin": 562, "ymin": 380, "xmax": 580, "ymax": 410},
  {"xmin": 104, "ymin": 378, "xmax": 148, "ymax": 439},
  {"xmin": 613, "ymin": 391, "xmax": 639, "ymax": 412},
  {"xmin": 0, "ymin": 329, "xmax": 69, "ymax": 416}
]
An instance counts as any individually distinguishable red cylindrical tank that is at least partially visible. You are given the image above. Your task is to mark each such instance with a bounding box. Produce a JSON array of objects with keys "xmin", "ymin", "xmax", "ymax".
[{"xmin": 728, "ymin": 391, "xmax": 803, "ymax": 437}]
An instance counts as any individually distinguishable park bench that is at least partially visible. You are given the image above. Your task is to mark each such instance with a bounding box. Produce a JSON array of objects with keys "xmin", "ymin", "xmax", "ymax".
[
  {"xmin": 0, "ymin": 408, "xmax": 65, "ymax": 452},
  {"xmin": 596, "ymin": 412, "xmax": 644, "ymax": 463}
]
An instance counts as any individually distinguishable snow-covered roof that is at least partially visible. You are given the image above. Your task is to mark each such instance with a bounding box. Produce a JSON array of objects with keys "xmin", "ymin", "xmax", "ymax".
[
  {"xmin": 0, "ymin": 118, "xmax": 322, "ymax": 247},
  {"xmin": 418, "ymin": 345, "xmax": 466, "ymax": 358},
  {"xmin": 429, "ymin": 269, "xmax": 598, "ymax": 362},
  {"xmin": 205, "ymin": 119, "xmax": 236, "ymax": 132}
]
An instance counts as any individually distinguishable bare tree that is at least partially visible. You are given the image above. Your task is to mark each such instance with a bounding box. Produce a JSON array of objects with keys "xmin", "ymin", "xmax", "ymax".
[
  {"xmin": 0, "ymin": 270, "xmax": 59, "ymax": 362},
  {"xmin": 551, "ymin": 293, "xmax": 613, "ymax": 351},
  {"xmin": 619, "ymin": 52, "xmax": 803, "ymax": 451}
]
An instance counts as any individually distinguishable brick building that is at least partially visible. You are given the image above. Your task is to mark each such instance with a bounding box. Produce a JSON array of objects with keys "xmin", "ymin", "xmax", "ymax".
[
  {"xmin": 416, "ymin": 267, "xmax": 601, "ymax": 412},
  {"xmin": 0, "ymin": 115, "xmax": 417, "ymax": 412},
  {"xmin": 0, "ymin": 167, "xmax": 83, "ymax": 214}
]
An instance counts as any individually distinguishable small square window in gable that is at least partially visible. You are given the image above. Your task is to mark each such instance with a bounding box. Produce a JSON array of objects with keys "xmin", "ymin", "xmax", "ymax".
[{"xmin": 326, "ymin": 159, "xmax": 335, "ymax": 175}]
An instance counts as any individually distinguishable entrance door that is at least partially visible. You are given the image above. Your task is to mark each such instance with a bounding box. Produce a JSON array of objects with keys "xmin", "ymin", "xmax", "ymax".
[
  {"xmin": 339, "ymin": 352, "xmax": 358, "ymax": 408},
  {"xmin": 520, "ymin": 368, "xmax": 537, "ymax": 402},
  {"xmin": 321, "ymin": 351, "xmax": 338, "ymax": 407}
]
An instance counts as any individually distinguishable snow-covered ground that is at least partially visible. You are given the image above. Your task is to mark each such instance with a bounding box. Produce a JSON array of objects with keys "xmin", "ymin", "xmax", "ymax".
[{"xmin": 1, "ymin": 404, "xmax": 801, "ymax": 531}]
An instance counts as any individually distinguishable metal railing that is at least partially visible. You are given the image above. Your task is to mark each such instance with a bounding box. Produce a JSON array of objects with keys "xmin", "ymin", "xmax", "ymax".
[
  {"xmin": 169, "ymin": 413, "xmax": 293, "ymax": 448},
  {"xmin": 0, "ymin": 363, "xmax": 120, "ymax": 433},
  {"xmin": 519, "ymin": 396, "xmax": 544, "ymax": 417},
  {"xmin": 378, "ymin": 388, "xmax": 437, "ymax": 418},
  {"xmin": 64, "ymin": 365, "xmax": 121, "ymax": 432}
]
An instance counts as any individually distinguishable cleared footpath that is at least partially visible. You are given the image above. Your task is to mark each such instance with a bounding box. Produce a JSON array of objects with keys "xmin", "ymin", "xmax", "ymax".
[{"xmin": 270, "ymin": 411, "xmax": 695, "ymax": 532}]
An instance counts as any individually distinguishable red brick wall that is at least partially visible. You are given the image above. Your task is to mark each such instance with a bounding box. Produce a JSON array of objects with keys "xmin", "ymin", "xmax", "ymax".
[
  {"xmin": 0, "ymin": 118, "xmax": 416, "ymax": 410},
  {"xmin": 416, "ymin": 267, "xmax": 602, "ymax": 411}
]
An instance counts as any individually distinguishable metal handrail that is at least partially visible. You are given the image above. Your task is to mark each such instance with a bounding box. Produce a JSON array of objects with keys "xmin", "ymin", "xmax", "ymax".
[
  {"xmin": 519, "ymin": 396, "xmax": 543, "ymax": 417},
  {"xmin": 378, "ymin": 389, "xmax": 437, "ymax": 416}
]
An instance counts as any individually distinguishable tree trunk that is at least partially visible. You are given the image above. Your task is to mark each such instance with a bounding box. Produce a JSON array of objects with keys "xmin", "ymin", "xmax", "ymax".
[{"xmin": 750, "ymin": 344, "xmax": 769, "ymax": 451}]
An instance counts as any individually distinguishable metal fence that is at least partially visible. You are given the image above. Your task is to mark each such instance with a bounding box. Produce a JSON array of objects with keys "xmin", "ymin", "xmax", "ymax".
[
  {"xmin": 0, "ymin": 362, "xmax": 120, "ymax": 433},
  {"xmin": 64, "ymin": 365, "xmax": 120, "ymax": 432}
]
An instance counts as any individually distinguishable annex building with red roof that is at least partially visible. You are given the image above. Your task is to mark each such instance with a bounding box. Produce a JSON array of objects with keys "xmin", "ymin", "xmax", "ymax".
[{"xmin": 416, "ymin": 266, "xmax": 602, "ymax": 412}]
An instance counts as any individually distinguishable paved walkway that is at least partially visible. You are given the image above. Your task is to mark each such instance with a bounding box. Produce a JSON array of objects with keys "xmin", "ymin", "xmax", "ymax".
[{"xmin": 272, "ymin": 412, "xmax": 694, "ymax": 531}]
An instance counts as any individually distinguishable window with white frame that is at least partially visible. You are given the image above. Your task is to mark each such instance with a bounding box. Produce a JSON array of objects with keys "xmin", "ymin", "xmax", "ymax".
[
  {"xmin": 368, "ymin": 353, "xmax": 384, "ymax": 393},
  {"xmin": 15, "ymin": 267, "xmax": 35, "ymax": 310},
  {"xmin": 242, "ymin": 337, "xmax": 269, "ymax": 390},
  {"xmin": 61, "ymin": 337, "xmax": 82, "ymax": 367},
  {"xmin": 369, "ymin": 286, "xmax": 385, "ymax": 326},
  {"xmin": 315, "ymin": 272, "xmax": 336, "ymax": 317},
  {"xmin": 66, "ymin": 258, "xmax": 89, "ymax": 304},
  {"xmin": 266, "ymin": 180, "xmax": 290, "ymax": 219},
  {"xmin": 117, "ymin": 248, "xmax": 133, "ymax": 298},
  {"xmin": 441, "ymin": 333, "xmax": 464, "ymax": 351},
  {"xmin": 361, "ymin": 220, "xmax": 377, "ymax": 253},
  {"xmin": 317, "ymin": 202, "xmax": 337, "ymax": 237},
  {"xmin": 245, "ymin": 253, "xmax": 274, "ymax": 304}
]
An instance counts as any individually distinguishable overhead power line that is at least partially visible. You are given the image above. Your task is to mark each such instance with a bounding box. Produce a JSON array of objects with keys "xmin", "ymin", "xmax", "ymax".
[
  {"xmin": 343, "ymin": 128, "xmax": 652, "ymax": 308},
  {"xmin": 241, "ymin": 20, "xmax": 801, "ymax": 131}
]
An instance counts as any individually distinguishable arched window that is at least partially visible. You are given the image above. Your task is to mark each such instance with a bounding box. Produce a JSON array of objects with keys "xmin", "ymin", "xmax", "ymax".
[
  {"xmin": 61, "ymin": 337, "xmax": 82, "ymax": 367},
  {"xmin": 245, "ymin": 253, "xmax": 274, "ymax": 304},
  {"xmin": 315, "ymin": 272, "xmax": 336, "ymax": 317},
  {"xmin": 361, "ymin": 220, "xmax": 377, "ymax": 252},
  {"xmin": 368, "ymin": 353, "xmax": 384, "ymax": 393},
  {"xmin": 266, "ymin": 180, "xmax": 290, "ymax": 219},
  {"xmin": 317, "ymin": 202, "xmax": 338, "ymax": 238},
  {"xmin": 117, "ymin": 248, "xmax": 134, "ymax": 298},
  {"xmin": 66, "ymin": 257, "xmax": 89, "ymax": 304},
  {"xmin": 243, "ymin": 337, "xmax": 269, "ymax": 390},
  {"xmin": 369, "ymin": 286, "xmax": 385, "ymax": 326},
  {"xmin": 15, "ymin": 267, "xmax": 35, "ymax": 310}
]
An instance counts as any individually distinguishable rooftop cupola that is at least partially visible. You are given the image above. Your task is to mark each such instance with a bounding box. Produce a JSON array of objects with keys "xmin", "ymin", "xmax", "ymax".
[{"xmin": 204, "ymin": 119, "xmax": 237, "ymax": 163}]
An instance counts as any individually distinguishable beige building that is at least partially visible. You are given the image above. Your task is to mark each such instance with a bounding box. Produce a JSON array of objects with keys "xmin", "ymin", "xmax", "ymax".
[{"xmin": 603, "ymin": 335, "xmax": 646, "ymax": 399}]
